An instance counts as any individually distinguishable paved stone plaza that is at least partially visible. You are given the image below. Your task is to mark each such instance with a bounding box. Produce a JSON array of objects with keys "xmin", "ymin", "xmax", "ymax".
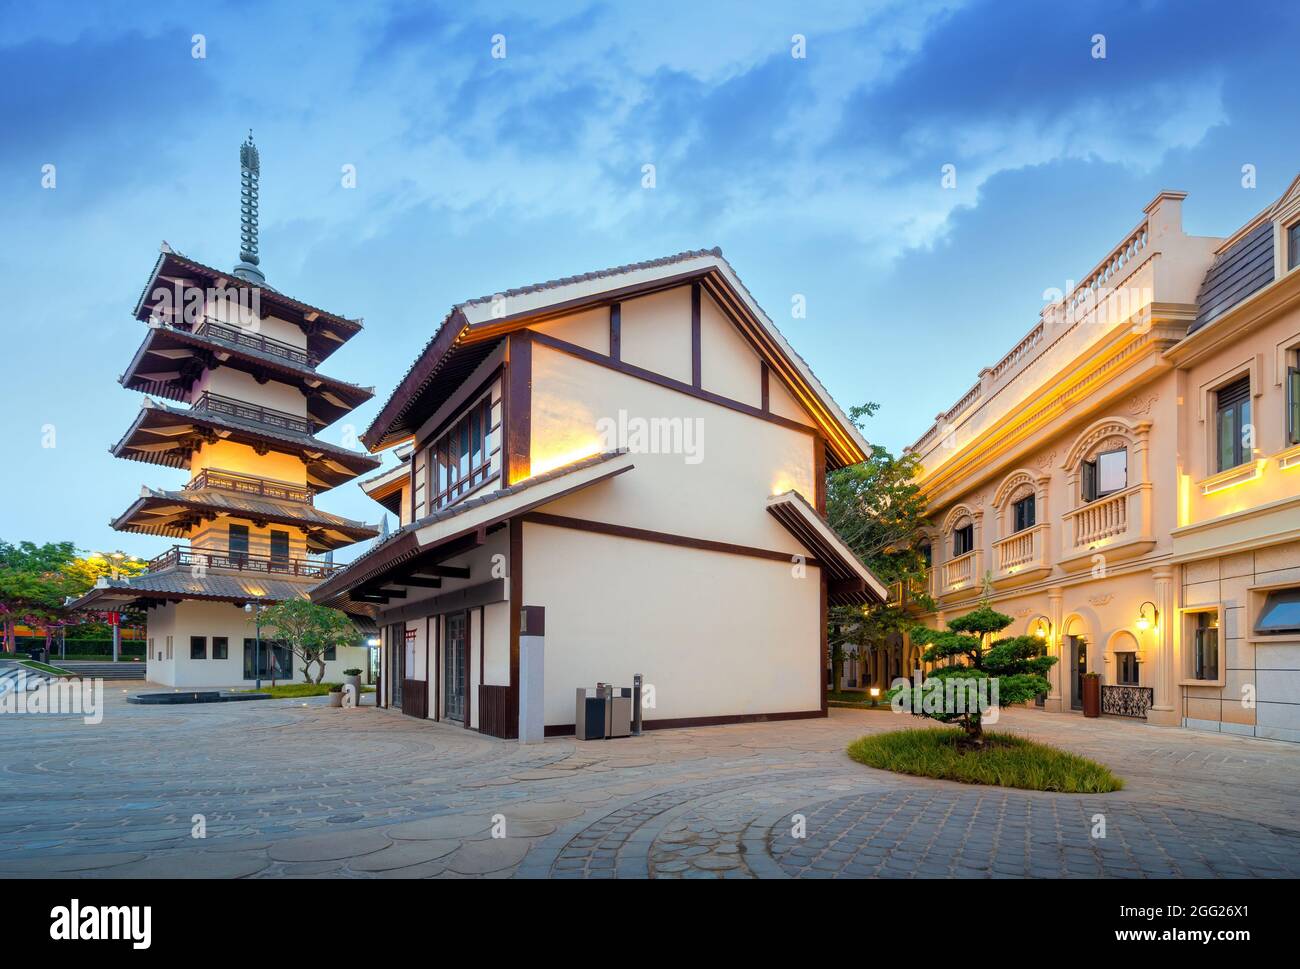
[{"xmin": 1, "ymin": 684, "xmax": 1298, "ymax": 879}]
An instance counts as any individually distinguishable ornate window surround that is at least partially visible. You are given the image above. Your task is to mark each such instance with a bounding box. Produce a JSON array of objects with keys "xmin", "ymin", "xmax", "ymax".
[
  {"xmin": 991, "ymin": 468, "xmax": 1050, "ymax": 541},
  {"xmin": 1060, "ymin": 415, "xmax": 1152, "ymax": 508}
]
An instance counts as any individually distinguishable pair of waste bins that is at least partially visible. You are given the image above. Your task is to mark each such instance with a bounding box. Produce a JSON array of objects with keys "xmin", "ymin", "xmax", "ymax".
[{"xmin": 575, "ymin": 679, "xmax": 640, "ymax": 740}]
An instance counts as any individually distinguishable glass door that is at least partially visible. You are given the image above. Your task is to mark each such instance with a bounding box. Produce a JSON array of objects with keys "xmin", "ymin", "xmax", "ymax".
[
  {"xmin": 444, "ymin": 613, "xmax": 467, "ymax": 722},
  {"xmin": 1068, "ymin": 635, "xmax": 1087, "ymax": 710}
]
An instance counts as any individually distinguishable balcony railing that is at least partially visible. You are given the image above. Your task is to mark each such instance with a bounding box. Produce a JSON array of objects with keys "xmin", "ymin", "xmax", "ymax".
[
  {"xmin": 1060, "ymin": 483, "xmax": 1154, "ymax": 571},
  {"xmin": 991, "ymin": 523, "xmax": 1051, "ymax": 588},
  {"xmin": 186, "ymin": 468, "xmax": 314, "ymax": 504},
  {"xmin": 192, "ymin": 391, "xmax": 313, "ymax": 436},
  {"xmin": 145, "ymin": 545, "xmax": 338, "ymax": 580},
  {"xmin": 940, "ymin": 550, "xmax": 982, "ymax": 596},
  {"xmin": 194, "ymin": 317, "xmax": 319, "ymax": 368}
]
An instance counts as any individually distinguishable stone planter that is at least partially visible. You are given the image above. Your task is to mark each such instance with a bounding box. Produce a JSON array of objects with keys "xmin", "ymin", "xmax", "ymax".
[
  {"xmin": 343, "ymin": 673, "xmax": 362, "ymax": 701},
  {"xmin": 329, "ymin": 691, "xmax": 344, "ymax": 708}
]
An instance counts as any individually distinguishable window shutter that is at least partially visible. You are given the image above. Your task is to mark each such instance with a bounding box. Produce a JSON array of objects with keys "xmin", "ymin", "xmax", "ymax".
[{"xmin": 1081, "ymin": 460, "xmax": 1097, "ymax": 502}]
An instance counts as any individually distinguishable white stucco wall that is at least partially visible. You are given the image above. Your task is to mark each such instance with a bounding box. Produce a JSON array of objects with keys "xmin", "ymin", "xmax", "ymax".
[{"xmin": 522, "ymin": 521, "xmax": 822, "ymax": 726}]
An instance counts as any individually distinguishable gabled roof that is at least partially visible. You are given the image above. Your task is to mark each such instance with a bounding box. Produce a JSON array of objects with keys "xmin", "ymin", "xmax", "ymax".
[
  {"xmin": 111, "ymin": 485, "xmax": 378, "ymax": 551},
  {"xmin": 360, "ymin": 249, "xmax": 870, "ymax": 468},
  {"xmin": 119, "ymin": 321, "xmax": 374, "ymax": 429},
  {"xmin": 111, "ymin": 398, "xmax": 379, "ymax": 491},
  {"xmin": 134, "ymin": 247, "xmax": 363, "ymax": 364},
  {"xmin": 70, "ymin": 572, "xmax": 318, "ymax": 611}
]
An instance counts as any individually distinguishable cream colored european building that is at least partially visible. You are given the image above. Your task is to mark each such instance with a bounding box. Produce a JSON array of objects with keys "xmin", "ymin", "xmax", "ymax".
[{"xmin": 907, "ymin": 180, "xmax": 1300, "ymax": 742}]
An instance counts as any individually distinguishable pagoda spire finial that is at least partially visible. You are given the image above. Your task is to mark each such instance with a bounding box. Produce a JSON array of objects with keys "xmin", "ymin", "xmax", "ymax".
[{"xmin": 234, "ymin": 129, "xmax": 265, "ymax": 283}]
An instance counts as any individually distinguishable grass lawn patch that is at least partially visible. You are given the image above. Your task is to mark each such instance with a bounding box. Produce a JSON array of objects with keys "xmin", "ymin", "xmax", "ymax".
[
  {"xmin": 16, "ymin": 660, "xmax": 75, "ymax": 677},
  {"xmin": 234, "ymin": 682, "xmax": 376, "ymax": 699},
  {"xmin": 847, "ymin": 727, "xmax": 1122, "ymax": 793}
]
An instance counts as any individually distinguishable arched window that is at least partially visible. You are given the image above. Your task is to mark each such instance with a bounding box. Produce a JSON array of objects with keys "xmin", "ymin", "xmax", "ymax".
[
  {"xmin": 991, "ymin": 470, "xmax": 1049, "ymax": 539},
  {"xmin": 1061, "ymin": 417, "xmax": 1151, "ymax": 507}
]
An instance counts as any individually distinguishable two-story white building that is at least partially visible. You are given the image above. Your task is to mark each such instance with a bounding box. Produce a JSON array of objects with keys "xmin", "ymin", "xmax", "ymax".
[{"xmin": 313, "ymin": 250, "xmax": 886, "ymax": 737}]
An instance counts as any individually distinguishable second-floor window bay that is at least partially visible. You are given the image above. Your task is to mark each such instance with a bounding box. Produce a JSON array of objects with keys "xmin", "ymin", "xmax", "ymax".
[
  {"xmin": 1081, "ymin": 448, "xmax": 1127, "ymax": 502},
  {"xmin": 428, "ymin": 393, "xmax": 498, "ymax": 512},
  {"xmin": 1215, "ymin": 376, "xmax": 1252, "ymax": 472},
  {"xmin": 953, "ymin": 523, "xmax": 974, "ymax": 556}
]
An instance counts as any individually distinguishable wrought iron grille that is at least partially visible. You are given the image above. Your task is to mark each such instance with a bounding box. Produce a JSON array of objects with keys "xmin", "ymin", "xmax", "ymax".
[{"xmin": 1101, "ymin": 684, "xmax": 1153, "ymax": 719}]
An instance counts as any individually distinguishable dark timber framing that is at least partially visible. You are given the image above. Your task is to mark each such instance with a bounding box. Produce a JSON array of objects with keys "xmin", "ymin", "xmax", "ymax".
[
  {"xmin": 529, "ymin": 330, "xmax": 817, "ymax": 439},
  {"xmin": 505, "ymin": 332, "xmax": 533, "ymax": 486},
  {"xmin": 690, "ymin": 281, "xmax": 702, "ymax": 389},
  {"xmin": 609, "ymin": 303, "xmax": 621, "ymax": 361},
  {"xmin": 521, "ymin": 512, "xmax": 823, "ymax": 567}
]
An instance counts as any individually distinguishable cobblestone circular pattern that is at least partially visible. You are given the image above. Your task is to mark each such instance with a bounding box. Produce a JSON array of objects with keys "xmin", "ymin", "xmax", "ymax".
[{"xmin": 766, "ymin": 788, "xmax": 1300, "ymax": 879}]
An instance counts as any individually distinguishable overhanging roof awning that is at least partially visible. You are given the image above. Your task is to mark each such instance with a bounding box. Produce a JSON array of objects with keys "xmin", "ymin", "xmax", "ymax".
[
  {"xmin": 68, "ymin": 572, "xmax": 316, "ymax": 611},
  {"xmin": 119, "ymin": 322, "xmax": 374, "ymax": 429},
  {"xmin": 111, "ymin": 486, "xmax": 378, "ymax": 552},
  {"xmin": 765, "ymin": 490, "xmax": 888, "ymax": 606},
  {"xmin": 313, "ymin": 450, "xmax": 635, "ymax": 614},
  {"xmin": 111, "ymin": 399, "xmax": 379, "ymax": 491}
]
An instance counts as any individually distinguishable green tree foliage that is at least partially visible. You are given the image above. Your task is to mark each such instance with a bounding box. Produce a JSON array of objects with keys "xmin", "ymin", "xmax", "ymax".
[
  {"xmin": 824, "ymin": 403, "xmax": 932, "ymax": 688},
  {"xmin": 256, "ymin": 597, "xmax": 360, "ymax": 683},
  {"xmin": 896, "ymin": 601, "xmax": 1057, "ymax": 744}
]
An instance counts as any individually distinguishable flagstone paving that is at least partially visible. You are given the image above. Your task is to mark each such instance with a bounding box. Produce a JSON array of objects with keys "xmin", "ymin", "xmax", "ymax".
[{"xmin": 1, "ymin": 686, "xmax": 1298, "ymax": 878}]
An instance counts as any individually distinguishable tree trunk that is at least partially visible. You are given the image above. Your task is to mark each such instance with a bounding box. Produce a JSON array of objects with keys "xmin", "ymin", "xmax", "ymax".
[
  {"xmin": 961, "ymin": 714, "xmax": 984, "ymax": 747},
  {"xmin": 315, "ymin": 656, "xmax": 327, "ymax": 684}
]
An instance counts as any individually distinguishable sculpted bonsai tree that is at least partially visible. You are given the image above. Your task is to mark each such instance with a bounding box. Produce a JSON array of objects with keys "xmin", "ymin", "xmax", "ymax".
[
  {"xmin": 893, "ymin": 599, "xmax": 1056, "ymax": 745},
  {"xmin": 255, "ymin": 597, "xmax": 359, "ymax": 684}
]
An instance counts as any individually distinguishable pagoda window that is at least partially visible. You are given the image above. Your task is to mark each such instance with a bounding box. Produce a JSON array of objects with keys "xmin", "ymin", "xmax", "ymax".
[
  {"xmin": 229, "ymin": 523, "xmax": 250, "ymax": 562},
  {"xmin": 270, "ymin": 530, "xmax": 289, "ymax": 565}
]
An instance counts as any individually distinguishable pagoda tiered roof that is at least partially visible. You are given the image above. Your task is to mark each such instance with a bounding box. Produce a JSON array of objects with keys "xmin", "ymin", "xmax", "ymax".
[
  {"xmin": 134, "ymin": 248, "xmax": 364, "ymax": 364},
  {"xmin": 111, "ymin": 475, "xmax": 378, "ymax": 552},
  {"xmin": 119, "ymin": 319, "xmax": 374, "ymax": 429},
  {"xmin": 110, "ymin": 397, "xmax": 379, "ymax": 491}
]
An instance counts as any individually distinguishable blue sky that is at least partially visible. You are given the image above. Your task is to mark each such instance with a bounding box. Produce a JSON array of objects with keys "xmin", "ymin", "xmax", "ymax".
[{"xmin": 3, "ymin": 0, "xmax": 1298, "ymax": 561}]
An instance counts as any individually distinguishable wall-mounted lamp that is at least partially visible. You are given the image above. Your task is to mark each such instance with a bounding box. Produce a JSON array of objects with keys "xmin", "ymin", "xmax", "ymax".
[
  {"xmin": 1032, "ymin": 619, "xmax": 1052, "ymax": 640},
  {"xmin": 1136, "ymin": 601, "xmax": 1159, "ymax": 631}
]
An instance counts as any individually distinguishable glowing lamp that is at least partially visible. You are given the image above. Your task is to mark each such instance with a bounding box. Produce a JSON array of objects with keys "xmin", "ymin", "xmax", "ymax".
[{"xmin": 1136, "ymin": 601, "xmax": 1158, "ymax": 632}]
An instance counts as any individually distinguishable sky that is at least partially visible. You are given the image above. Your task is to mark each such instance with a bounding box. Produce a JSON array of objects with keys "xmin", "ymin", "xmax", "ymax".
[{"xmin": 3, "ymin": 0, "xmax": 1298, "ymax": 563}]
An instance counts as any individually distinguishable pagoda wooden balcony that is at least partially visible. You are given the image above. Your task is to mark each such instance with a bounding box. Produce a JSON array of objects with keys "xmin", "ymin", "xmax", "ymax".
[
  {"xmin": 145, "ymin": 544, "xmax": 339, "ymax": 580},
  {"xmin": 186, "ymin": 468, "xmax": 314, "ymax": 504},
  {"xmin": 939, "ymin": 549, "xmax": 982, "ymax": 598},
  {"xmin": 193, "ymin": 317, "xmax": 321, "ymax": 368},
  {"xmin": 192, "ymin": 391, "xmax": 314, "ymax": 436},
  {"xmin": 990, "ymin": 523, "xmax": 1052, "ymax": 588},
  {"xmin": 1058, "ymin": 482, "xmax": 1155, "ymax": 572}
]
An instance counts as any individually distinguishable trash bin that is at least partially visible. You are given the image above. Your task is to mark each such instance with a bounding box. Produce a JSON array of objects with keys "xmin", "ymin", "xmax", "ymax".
[
  {"xmin": 607, "ymin": 688, "xmax": 631, "ymax": 738},
  {"xmin": 575, "ymin": 688, "xmax": 606, "ymax": 740}
]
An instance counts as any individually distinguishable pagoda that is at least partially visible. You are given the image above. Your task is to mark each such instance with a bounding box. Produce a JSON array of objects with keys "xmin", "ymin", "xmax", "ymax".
[{"xmin": 73, "ymin": 134, "xmax": 381, "ymax": 687}]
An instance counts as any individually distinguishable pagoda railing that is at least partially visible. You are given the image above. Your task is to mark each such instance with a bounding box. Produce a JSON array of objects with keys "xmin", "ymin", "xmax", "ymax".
[
  {"xmin": 186, "ymin": 468, "xmax": 314, "ymax": 504},
  {"xmin": 194, "ymin": 317, "xmax": 319, "ymax": 368},
  {"xmin": 192, "ymin": 391, "xmax": 313, "ymax": 436},
  {"xmin": 145, "ymin": 544, "xmax": 338, "ymax": 579}
]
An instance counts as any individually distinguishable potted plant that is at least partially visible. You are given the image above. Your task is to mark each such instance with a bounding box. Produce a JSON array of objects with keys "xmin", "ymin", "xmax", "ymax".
[
  {"xmin": 328, "ymin": 683, "xmax": 345, "ymax": 708},
  {"xmin": 1082, "ymin": 672, "xmax": 1102, "ymax": 718},
  {"xmin": 342, "ymin": 667, "xmax": 363, "ymax": 700}
]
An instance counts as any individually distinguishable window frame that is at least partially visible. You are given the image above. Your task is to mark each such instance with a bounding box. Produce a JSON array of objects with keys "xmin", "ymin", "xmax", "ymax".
[
  {"xmin": 425, "ymin": 392, "xmax": 500, "ymax": 514},
  {"xmin": 1011, "ymin": 494, "xmax": 1036, "ymax": 533},
  {"xmin": 1115, "ymin": 651, "xmax": 1139, "ymax": 686},
  {"xmin": 953, "ymin": 523, "xmax": 974, "ymax": 557},
  {"xmin": 212, "ymin": 636, "xmax": 229, "ymax": 661},
  {"xmin": 1287, "ymin": 356, "xmax": 1300, "ymax": 448},
  {"xmin": 1214, "ymin": 375, "xmax": 1252, "ymax": 473},
  {"xmin": 1289, "ymin": 220, "xmax": 1300, "ymax": 272},
  {"xmin": 269, "ymin": 529, "xmax": 290, "ymax": 565},
  {"xmin": 1179, "ymin": 606, "xmax": 1225, "ymax": 686},
  {"xmin": 1082, "ymin": 447, "xmax": 1128, "ymax": 502},
  {"xmin": 190, "ymin": 635, "xmax": 207, "ymax": 660}
]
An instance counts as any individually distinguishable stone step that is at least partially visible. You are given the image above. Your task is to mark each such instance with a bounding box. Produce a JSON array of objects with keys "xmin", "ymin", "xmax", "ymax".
[{"xmin": 52, "ymin": 662, "xmax": 148, "ymax": 680}]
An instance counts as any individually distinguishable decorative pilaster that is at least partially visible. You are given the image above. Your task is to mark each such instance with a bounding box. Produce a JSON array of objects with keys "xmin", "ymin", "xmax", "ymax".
[
  {"xmin": 1046, "ymin": 586, "xmax": 1064, "ymax": 710},
  {"xmin": 1148, "ymin": 566, "xmax": 1178, "ymax": 725}
]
